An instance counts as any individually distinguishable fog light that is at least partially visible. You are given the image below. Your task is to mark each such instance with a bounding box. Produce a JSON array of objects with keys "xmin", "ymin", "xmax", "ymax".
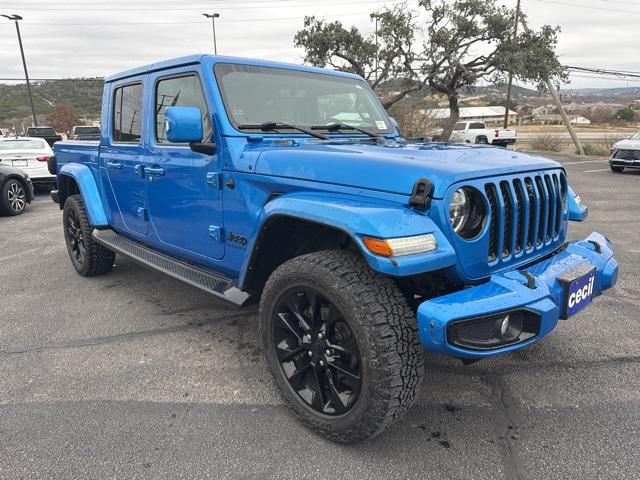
[
  {"xmin": 496, "ymin": 312, "xmax": 523, "ymax": 341},
  {"xmin": 500, "ymin": 315, "xmax": 510, "ymax": 337}
]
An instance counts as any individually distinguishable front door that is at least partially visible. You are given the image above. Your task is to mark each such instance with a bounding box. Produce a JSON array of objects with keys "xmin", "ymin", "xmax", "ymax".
[
  {"xmin": 144, "ymin": 72, "xmax": 224, "ymax": 261},
  {"xmin": 102, "ymin": 81, "xmax": 149, "ymax": 236}
]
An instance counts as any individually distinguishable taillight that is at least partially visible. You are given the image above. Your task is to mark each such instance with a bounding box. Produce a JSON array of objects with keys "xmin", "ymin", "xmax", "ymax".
[
  {"xmin": 495, "ymin": 129, "xmax": 500, "ymax": 138},
  {"xmin": 36, "ymin": 155, "xmax": 49, "ymax": 162}
]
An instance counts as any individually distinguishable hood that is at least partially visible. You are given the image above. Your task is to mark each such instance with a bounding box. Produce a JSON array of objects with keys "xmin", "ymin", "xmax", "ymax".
[
  {"xmin": 613, "ymin": 139, "xmax": 640, "ymax": 150},
  {"xmin": 252, "ymin": 141, "xmax": 561, "ymax": 198}
]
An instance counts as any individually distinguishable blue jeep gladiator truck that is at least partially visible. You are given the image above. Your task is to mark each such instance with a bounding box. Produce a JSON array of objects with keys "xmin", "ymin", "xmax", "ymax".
[{"xmin": 50, "ymin": 54, "xmax": 618, "ymax": 443}]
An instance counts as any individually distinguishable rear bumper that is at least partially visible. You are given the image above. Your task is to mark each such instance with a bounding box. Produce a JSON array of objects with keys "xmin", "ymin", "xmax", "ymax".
[
  {"xmin": 416, "ymin": 232, "xmax": 618, "ymax": 359},
  {"xmin": 492, "ymin": 138, "xmax": 516, "ymax": 145}
]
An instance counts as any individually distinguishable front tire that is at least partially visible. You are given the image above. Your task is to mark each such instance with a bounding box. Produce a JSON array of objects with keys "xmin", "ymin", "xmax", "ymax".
[
  {"xmin": 0, "ymin": 179, "xmax": 27, "ymax": 216},
  {"xmin": 259, "ymin": 250, "xmax": 424, "ymax": 443},
  {"xmin": 63, "ymin": 194, "xmax": 115, "ymax": 276},
  {"xmin": 610, "ymin": 165, "xmax": 624, "ymax": 173}
]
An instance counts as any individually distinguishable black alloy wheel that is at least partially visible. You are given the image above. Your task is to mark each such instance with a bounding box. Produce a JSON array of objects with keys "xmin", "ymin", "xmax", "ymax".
[
  {"xmin": 66, "ymin": 207, "xmax": 86, "ymax": 264},
  {"xmin": 272, "ymin": 286, "xmax": 362, "ymax": 416}
]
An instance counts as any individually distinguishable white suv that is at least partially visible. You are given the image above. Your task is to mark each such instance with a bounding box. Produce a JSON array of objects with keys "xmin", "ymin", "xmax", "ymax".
[{"xmin": 0, "ymin": 137, "xmax": 55, "ymax": 187}]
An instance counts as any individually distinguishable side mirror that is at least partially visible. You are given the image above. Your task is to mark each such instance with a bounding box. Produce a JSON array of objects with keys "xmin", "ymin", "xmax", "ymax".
[
  {"xmin": 567, "ymin": 186, "xmax": 588, "ymax": 221},
  {"xmin": 165, "ymin": 106, "xmax": 204, "ymax": 143}
]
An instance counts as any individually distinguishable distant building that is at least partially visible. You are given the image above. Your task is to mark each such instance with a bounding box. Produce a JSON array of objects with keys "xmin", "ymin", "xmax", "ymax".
[
  {"xmin": 531, "ymin": 104, "xmax": 556, "ymax": 115},
  {"xmin": 420, "ymin": 106, "xmax": 518, "ymax": 124},
  {"xmin": 562, "ymin": 102, "xmax": 625, "ymax": 113},
  {"xmin": 534, "ymin": 114, "xmax": 591, "ymax": 125}
]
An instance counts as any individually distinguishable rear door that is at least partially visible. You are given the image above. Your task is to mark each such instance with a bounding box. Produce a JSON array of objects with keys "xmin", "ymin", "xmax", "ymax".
[
  {"xmin": 144, "ymin": 68, "xmax": 224, "ymax": 261},
  {"xmin": 100, "ymin": 80, "xmax": 149, "ymax": 236}
]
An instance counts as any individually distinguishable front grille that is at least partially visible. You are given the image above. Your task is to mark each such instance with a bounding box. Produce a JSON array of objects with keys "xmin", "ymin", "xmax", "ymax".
[
  {"xmin": 485, "ymin": 172, "xmax": 566, "ymax": 263},
  {"xmin": 614, "ymin": 149, "xmax": 640, "ymax": 160}
]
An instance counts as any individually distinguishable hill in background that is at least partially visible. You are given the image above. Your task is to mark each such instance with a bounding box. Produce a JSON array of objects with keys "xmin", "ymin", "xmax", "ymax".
[{"xmin": 0, "ymin": 79, "xmax": 103, "ymax": 127}]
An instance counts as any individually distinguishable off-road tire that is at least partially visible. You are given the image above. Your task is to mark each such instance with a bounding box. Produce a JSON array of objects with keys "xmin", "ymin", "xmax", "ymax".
[
  {"xmin": 63, "ymin": 194, "xmax": 115, "ymax": 276},
  {"xmin": 0, "ymin": 178, "xmax": 28, "ymax": 216},
  {"xmin": 610, "ymin": 165, "xmax": 624, "ymax": 173},
  {"xmin": 259, "ymin": 250, "xmax": 424, "ymax": 443}
]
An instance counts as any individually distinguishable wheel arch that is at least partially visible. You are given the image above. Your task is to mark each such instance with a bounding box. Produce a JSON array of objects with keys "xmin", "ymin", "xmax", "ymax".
[
  {"xmin": 57, "ymin": 163, "xmax": 108, "ymax": 227},
  {"xmin": 239, "ymin": 192, "xmax": 457, "ymax": 294}
]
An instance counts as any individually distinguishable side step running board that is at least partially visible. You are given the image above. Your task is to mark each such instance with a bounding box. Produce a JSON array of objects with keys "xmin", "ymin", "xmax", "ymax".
[{"xmin": 92, "ymin": 228, "xmax": 250, "ymax": 306}]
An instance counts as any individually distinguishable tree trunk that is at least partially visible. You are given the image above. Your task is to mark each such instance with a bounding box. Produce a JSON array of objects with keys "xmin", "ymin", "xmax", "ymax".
[{"xmin": 439, "ymin": 93, "xmax": 460, "ymax": 142}]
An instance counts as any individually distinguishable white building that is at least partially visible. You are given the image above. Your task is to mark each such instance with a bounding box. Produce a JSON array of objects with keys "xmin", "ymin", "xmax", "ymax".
[{"xmin": 420, "ymin": 106, "xmax": 518, "ymax": 124}]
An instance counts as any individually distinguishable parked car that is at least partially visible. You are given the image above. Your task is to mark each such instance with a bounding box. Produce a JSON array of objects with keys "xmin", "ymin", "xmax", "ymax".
[
  {"xmin": 50, "ymin": 55, "xmax": 617, "ymax": 443},
  {"xmin": 0, "ymin": 137, "xmax": 56, "ymax": 188},
  {"xmin": 25, "ymin": 126, "xmax": 62, "ymax": 146},
  {"xmin": 449, "ymin": 121, "xmax": 517, "ymax": 146},
  {"xmin": 609, "ymin": 132, "xmax": 640, "ymax": 172},
  {"xmin": 0, "ymin": 128, "xmax": 11, "ymax": 137},
  {"xmin": 68, "ymin": 125, "xmax": 101, "ymax": 141},
  {"xmin": 0, "ymin": 163, "xmax": 34, "ymax": 215}
]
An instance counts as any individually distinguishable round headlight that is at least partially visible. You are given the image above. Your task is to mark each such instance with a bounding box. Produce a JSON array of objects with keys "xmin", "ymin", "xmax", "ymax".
[
  {"xmin": 449, "ymin": 187, "xmax": 486, "ymax": 239},
  {"xmin": 449, "ymin": 189, "xmax": 469, "ymax": 233}
]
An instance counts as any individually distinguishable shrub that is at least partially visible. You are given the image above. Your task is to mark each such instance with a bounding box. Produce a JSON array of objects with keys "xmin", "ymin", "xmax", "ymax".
[{"xmin": 530, "ymin": 132, "xmax": 564, "ymax": 152}]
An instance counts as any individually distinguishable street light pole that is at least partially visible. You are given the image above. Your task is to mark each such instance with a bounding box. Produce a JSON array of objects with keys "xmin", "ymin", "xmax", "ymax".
[
  {"xmin": 2, "ymin": 14, "xmax": 37, "ymax": 127},
  {"xmin": 202, "ymin": 13, "xmax": 220, "ymax": 54}
]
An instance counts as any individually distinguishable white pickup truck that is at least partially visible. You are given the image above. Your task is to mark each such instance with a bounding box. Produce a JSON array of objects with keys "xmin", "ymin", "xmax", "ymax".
[{"xmin": 449, "ymin": 121, "xmax": 517, "ymax": 147}]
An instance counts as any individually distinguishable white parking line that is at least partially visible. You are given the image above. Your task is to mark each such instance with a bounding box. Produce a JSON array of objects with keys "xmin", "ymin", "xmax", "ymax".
[
  {"xmin": 564, "ymin": 160, "xmax": 608, "ymax": 165},
  {"xmin": 583, "ymin": 168, "xmax": 611, "ymax": 173}
]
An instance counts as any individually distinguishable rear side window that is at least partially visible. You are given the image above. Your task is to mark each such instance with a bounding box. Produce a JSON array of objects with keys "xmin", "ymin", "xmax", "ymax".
[
  {"xmin": 469, "ymin": 122, "xmax": 485, "ymax": 130},
  {"xmin": 155, "ymin": 74, "xmax": 212, "ymax": 144},
  {"xmin": 113, "ymin": 83, "xmax": 143, "ymax": 143}
]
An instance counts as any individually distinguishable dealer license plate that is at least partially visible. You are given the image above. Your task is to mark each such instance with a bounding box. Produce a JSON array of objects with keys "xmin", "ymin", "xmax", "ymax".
[{"xmin": 557, "ymin": 263, "xmax": 596, "ymax": 319}]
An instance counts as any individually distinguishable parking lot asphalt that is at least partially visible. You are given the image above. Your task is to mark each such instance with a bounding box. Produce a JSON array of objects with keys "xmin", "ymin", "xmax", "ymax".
[{"xmin": 0, "ymin": 154, "xmax": 639, "ymax": 480}]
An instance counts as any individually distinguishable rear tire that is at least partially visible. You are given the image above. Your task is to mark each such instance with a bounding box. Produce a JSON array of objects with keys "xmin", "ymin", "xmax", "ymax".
[
  {"xmin": 63, "ymin": 194, "xmax": 115, "ymax": 276},
  {"xmin": 610, "ymin": 165, "xmax": 624, "ymax": 173},
  {"xmin": 475, "ymin": 136, "xmax": 488, "ymax": 144},
  {"xmin": 0, "ymin": 179, "xmax": 27, "ymax": 216},
  {"xmin": 259, "ymin": 250, "xmax": 424, "ymax": 443}
]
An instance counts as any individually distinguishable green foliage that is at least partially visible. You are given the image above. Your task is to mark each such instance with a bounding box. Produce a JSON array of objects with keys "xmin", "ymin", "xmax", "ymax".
[
  {"xmin": 614, "ymin": 107, "xmax": 636, "ymax": 123},
  {"xmin": 0, "ymin": 79, "xmax": 103, "ymax": 126}
]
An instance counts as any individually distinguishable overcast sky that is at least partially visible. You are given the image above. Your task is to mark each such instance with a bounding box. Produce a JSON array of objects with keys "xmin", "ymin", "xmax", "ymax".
[{"xmin": 0, "ymin": 0, "xmax": 638, "ymax": 90}]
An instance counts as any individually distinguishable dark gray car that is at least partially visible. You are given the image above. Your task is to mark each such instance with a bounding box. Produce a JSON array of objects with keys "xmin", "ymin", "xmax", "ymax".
[{"xmin": 0, "ymin": 163, "xmax": 34, "ymax": 215}]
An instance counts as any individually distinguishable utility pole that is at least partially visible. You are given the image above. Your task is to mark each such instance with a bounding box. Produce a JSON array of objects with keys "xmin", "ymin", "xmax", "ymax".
[
  {"xmin": 519, "ymin": 17, "xmax": 585, "ymax": 156},
  {"xmin": 374, "ymin": 15, "xmax": 379, "ymax": 83},
  {"xmin": 503, "ymin": 0, "xmax": 520, "ymax": 129},
  {"xmin": 202, "ymin": 13, "xmax": 220, "ymax": 54},
  {"xmin": 2, "ymin": 14, "xmax": 37, "ymax": 127}
]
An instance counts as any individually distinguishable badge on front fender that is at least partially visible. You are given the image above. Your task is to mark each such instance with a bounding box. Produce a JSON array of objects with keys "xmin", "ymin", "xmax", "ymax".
[{"xmin": 558, "ymin": 263, "xmax": 596, "ymax": 319}]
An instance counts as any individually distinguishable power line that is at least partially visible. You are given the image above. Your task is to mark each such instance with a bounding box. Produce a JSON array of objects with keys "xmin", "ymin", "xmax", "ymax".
[{"xmin": 535, "ymin": 0, "xmax": 640, "ymax": 15}]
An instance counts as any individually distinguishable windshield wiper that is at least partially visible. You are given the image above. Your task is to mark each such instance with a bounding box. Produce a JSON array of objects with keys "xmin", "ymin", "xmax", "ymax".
[
  {"xmin": 237, "ymin": 121, "xmax": 328, "ymax": 140},
  {"xmin": 311, "ymin": 122, "xmax": 383, "ymax": 140}
]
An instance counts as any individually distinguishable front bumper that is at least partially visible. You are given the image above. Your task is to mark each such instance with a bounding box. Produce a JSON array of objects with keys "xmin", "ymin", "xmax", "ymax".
[
  {"xmin": 417, "ymin": 232, "xmax": 618, "ymax": 359},
  {"xmin": 610, "ymin": 157, "xmax": 640, "ymax": 169}
]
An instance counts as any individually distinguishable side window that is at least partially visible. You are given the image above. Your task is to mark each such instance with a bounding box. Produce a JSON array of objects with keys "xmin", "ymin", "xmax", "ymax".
[
  {"xmin": 113, "ymin": 83, "xmax": 143, "ymax": 143},
  {"xmin": 469, "ymin": 122, "xmax": 485, "ymax": 130},
  {"xmin": 155, "ymin": 74, "xmax": 212, "ymax": 144}
]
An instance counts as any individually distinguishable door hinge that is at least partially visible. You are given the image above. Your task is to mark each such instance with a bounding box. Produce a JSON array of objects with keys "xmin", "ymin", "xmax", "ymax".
[
  {"xmin": 206, "ymin": 172, "xmax": 222, "ymax": 189},
  {"xmin": 208, "ymin": 225, "xmax": 224, "ymax": 243}
]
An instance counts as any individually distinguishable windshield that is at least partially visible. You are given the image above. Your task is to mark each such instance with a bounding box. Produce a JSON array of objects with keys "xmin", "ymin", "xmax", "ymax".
[
  {"xmin": 214, "ymin": 63, "xmax": 392, "ymax": 134},
  {"xmin": 631, "ymin": 133, "xmax": 640, "ymax": 140},
  {"xmin": 0, "ymin": 139, "xmax": 46, "ymax": 150}
]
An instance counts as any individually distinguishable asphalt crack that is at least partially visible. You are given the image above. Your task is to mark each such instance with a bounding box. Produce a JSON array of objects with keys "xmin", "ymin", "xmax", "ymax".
[
  {"xmin": 0, "ymin": 312, "xmax": 248, "ymax": 355},
  {"xmin": 483, "ymin": 372, "xmax": 524, "ymax": 480}
]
